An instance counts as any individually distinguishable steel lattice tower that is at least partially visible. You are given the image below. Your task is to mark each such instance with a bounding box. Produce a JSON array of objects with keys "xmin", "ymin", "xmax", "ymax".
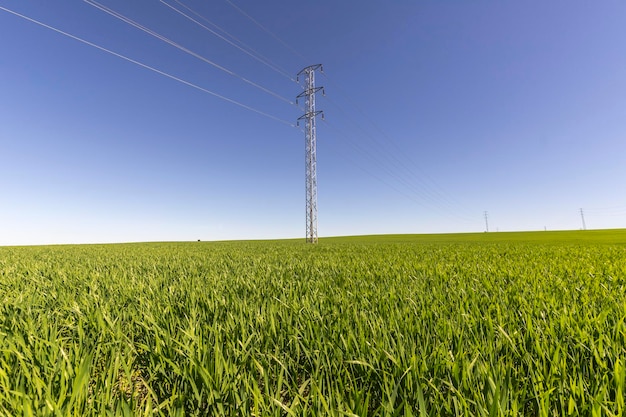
[{"xmin": 297, "ymin": 64, "xmax": 324, "ymax": 244}]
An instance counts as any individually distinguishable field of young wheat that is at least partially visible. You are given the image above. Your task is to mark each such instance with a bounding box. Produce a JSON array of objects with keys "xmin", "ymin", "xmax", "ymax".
[{"xmin": 1, "ymin": 230, "xmax": 625, "ymax": 416}]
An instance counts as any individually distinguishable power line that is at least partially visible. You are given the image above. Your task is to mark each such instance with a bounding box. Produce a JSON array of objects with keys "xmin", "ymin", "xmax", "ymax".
[
  {"xmin": 323, "ymin": 88, "xmax": 475, "ymax": 221},
  {"xmin": 322, "ymin": 120, "xmax": 443, "ymax": 208},
  {"xmin": 320, "ymin": 74, "xmax": 469, "ymax": 214},
  {"xmin": 223, "ymin": 0, "xmax": 308, "ymax": 64},
  {"xmin": 84, "ymin": 0, "xmax": 295, "ymax": 106},
  {"xmin": 161, "ymin": 0, "xmax": 296, "ymax": 82},
  {"xmin": 0, "ymin": 5, "xmax": 296, "ymax": 127},
  {"xmin": 318, "ymin": 101, "xmax": 474, "ymax": 222},
  {"xmin": 320, "ymin": 93, "xmax": 473, "ymax": 220},
  {"xmin": 322, "ymin": 119, "xmax": 474, "ymax": 223},
  {"xmin": 582, "ymin": 204, "xmax": 626, "ymax": 215}
]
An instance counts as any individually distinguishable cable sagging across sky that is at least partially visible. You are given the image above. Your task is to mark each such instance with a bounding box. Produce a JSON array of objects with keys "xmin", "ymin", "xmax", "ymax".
[
  {"xmin": 320, "ymin": 73, "xmax": 471, "ymax": 215},
  {"xmin": 322, "ymin": 119, "xmax": 475, "ymax": 223},
  {"xmin": 320, "ymin": 94, "xmax": 475, "ymax": 221},
  {"xmin": 84, "ymin": 0, "xmax": 295, "ymax": 107},
  {"xmin": 223, "ymin": 0, "xmax": 308, "ymax": 64},
  {"xmin": 161, "ymin": 0, "xmax": 297, "ymax": 83},
  {"xmin": 0, "ymin": 5, "xmax": 296, "ymax": 127}
]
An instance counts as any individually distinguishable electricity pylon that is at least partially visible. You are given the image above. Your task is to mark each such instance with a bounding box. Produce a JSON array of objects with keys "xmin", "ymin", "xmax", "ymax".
[
  {"xmin": 580, "ymin": 208, "xmax": 587, "ymax": 230},
  {"xmin": 297, "ymin": 64, "xmax": 324, "ymax": 244},
  {"xmin": 484, "ymin": 211, "xmax": 489, "ymax": 232}
]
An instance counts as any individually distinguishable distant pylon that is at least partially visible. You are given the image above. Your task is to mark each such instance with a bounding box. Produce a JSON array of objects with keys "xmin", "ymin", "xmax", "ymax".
[
  {"xmin": 297, "ymin": 64, "xmax": 324, "ymax": 244},
  {"xmin": 580, "ymin": 208, "xmax": 587, "ymax": 230},
  {"xmin": 484, "ymin": 211, "xmax": 489, "ymax": 232}
]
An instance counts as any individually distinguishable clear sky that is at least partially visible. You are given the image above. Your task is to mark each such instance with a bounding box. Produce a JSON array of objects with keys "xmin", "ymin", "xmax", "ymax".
[{"xmin": 1, "ymin": 1, "xmax": 625, "ymax": 245}]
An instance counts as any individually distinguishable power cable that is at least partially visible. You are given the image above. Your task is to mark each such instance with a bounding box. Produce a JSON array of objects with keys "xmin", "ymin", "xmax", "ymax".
[
  {"xmin": 582, "ymin": 205, "xmax": 626, "ymax": 217},
  {"xmin": 0, "ymin": 5, "xmax": 296, "ymax": 127},
  {"xmin": 320, "ymin": 94, "xmax": 473, "ymax": 219},
  {"xmin": 321, "ymin": 74, "xmax": 470, "ymax": 214},
  {"xmin": 223, "ymin": 0, "xmax": 308, "ymax": 64},
  {"xmin": 84, "ymin": 0, "xmax": 295, "ymax": 106},
  {"xmin": 322, "ymin": 119, "xmax": 475, "ymax": 222},
  {"xmin": 322, "ymin": 122, "xmax": 433, "ymax": 209},
  {"xmin": 161, "ymin": 0, "xmax": 297, "ymax": 83}
]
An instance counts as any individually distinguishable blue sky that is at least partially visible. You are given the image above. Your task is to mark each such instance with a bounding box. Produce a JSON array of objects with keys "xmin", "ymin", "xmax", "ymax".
[{"xmin": 1, "ymin": 1, "xmax": 625, "ymax": 245}]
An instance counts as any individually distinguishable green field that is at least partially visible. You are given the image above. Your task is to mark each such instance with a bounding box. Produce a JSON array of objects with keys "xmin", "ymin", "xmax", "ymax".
[{"xmin": 1, "ymin": 230, "xmax": 626, "ymax": 416}]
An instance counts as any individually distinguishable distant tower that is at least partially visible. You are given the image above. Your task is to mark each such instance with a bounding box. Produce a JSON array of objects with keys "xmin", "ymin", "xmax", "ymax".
[
  {"xmin": 297, "ymin": 65, "xmax": 324, "ymax": 244},
  {"xmin": 580, "ymin": 208, "xmax": 587, "ymax": 230},
  {"xmin": 484, "ymin": 211, "xmax": 489, "ymax": 233}
]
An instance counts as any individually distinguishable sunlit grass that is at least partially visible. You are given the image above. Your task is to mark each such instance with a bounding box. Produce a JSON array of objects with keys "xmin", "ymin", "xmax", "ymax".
[{"xmin": 1, "ymin": 230, "xmax": 625, "ymax": 415}]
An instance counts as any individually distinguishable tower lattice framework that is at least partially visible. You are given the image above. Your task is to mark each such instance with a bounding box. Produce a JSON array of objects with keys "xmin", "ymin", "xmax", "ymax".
[{"xmin": 297, "ymin": 64, "xmax": 324, "ymax": 244}]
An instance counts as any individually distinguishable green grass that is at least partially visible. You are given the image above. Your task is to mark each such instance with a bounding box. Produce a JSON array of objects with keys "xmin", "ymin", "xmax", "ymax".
[{"xmin": 1, "ymin": 230, "xmax": 625, "ymax": 416}]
